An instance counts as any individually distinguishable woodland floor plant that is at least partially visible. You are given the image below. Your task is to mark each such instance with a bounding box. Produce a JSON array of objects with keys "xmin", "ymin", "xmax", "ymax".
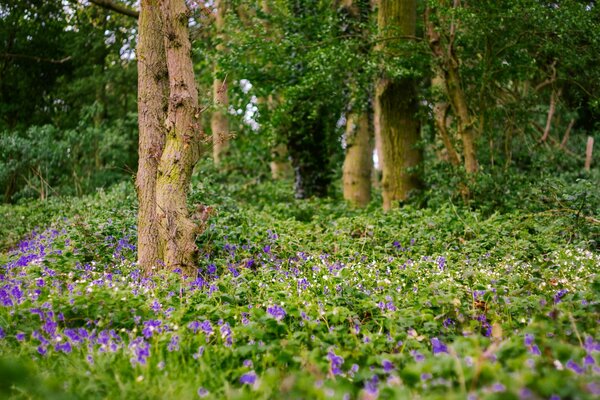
[{"xmin": 1, "ymin": 158, "xmax": 598, "ymax": 399}]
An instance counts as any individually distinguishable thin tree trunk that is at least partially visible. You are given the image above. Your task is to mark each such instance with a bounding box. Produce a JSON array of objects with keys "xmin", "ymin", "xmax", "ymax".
[
  {"xmin": 211, "ymin": 0, "xmax": 230, "ymax": 166},
  {"xmin": 560, "ymin": 118, "xmax": 575, "ymax": 149},
  {"xmin": 432, "ymin": 73, "xmax": 460, "ymax": 166},
  {"xmin": 540, "ymin": 89, "xmax": 558, "ymax": 142},
  {"xmin": 343, "ymin": 111, "xmax": 373, "ymax": 207},
  {"xmin": 155, "ymin": 0, "xmax": 203, "ymax": 273},
  {"xmin": 341, "ymin": 0, "xmax": 373, "ymax": 207},
  {"xmin": 425, "ymin": 5, "xmax": 478, "ymax": 175},
  {"xmin": 136, "ymin": 0, "xmax": 168, "ymax": 273},
  {"xmin": 377, "ymin": 0, "xmax": 422, "ymax": 210}
]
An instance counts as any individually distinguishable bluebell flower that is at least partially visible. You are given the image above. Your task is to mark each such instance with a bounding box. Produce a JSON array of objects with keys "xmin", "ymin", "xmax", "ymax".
[
  {"xmin": 240, "ymin": 371, "xmax": 257, "ymax": 385},
  {"xmin": 431, "ymin": 338, "xmax": 448, "ymax": 355},
  {"xmin": 566, "ymin": 359, "xmax": 584, "ymax": 374},
  {"xmin": 267, "ymin": 305, "xmax": 286, "ymax": 321},
  {"xmin": 327, "ymin": 351, "xmax": 344, "ymax": 376},
  {"xmin": 382, "ymin": 359, "xmax": 394, "ymax": 373}
]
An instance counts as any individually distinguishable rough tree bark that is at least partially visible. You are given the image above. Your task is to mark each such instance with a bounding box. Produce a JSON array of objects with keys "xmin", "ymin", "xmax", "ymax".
[
  {"xmin": 376, "ymin": 0, "xmax": 422, "ymax": 210},
  {"xmin": 211, "ymin": 0, "xmax": 230, "ymax": 166},
  {"xmin": 154, "ymin": 0, "xmax": 204, "ymax": 274},
  {"xmin": 136, "ymin": 0, "xmax": 168, "ymax": 273}
]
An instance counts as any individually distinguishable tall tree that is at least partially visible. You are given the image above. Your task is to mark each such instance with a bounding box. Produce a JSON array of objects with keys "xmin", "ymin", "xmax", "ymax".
[
  {"xmin": 137, "ymin": 0, "xmax": 206, "ymax": 274},
  {"xmin": 376, "ymin": 0, "xmax": 422, "ymax": 210},
  {"xmin": 425, "ymin": 3, "xmax": 477, "ymax": 175},
  {"xmin": 341, "ymin": 0, "xmax": 373, "ymax": 208},
  {"xmin": 136, "ymin": 0, "xmax": 168, "ymax": 273},
  {"xmin": 211, "ymin": 0, "xmax": 230, "ymax": 166}
]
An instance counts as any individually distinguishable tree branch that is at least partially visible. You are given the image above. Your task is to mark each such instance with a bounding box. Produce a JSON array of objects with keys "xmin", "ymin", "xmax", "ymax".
[
  {"xmin": 88, "ymin": 0, "xmax": 139, "ymax": 19},
  {"xmin": 0, "ymin": 53, "xmax": 72, "ymax": 64}
]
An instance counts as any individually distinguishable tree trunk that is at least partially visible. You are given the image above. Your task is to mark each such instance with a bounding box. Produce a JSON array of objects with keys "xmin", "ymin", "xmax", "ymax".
[
  {"xmin": 155, "ymin": 0, "xmax": 203, "ymax": 274},
  {"xmin": 343, "ymin": 111, "xmax": 373, "ymax": 207},
  {"xmin": 425, "ymin": 5, "xmax": 478, "ymax": 175},
  {"xmin": 136, "ymin": 0, "xmax": 168, "ymax": 273},
  {"xmin": 270, "ymin": 142, "xmax": 292, "ymax": 179},
  {"xmin": 446, "ymin": 65, "xmax": 478, "ymax": 174},
  {"xmin": 432, "ymin": 73, "xmax": 460, "ymax": 166},
  {"xmin": 211, "ymin": 0, "xmax": 230, "ymax": 166},
  {"xmin": 376, "ymin": 0, "xmax": 422, "ymax": 210}
]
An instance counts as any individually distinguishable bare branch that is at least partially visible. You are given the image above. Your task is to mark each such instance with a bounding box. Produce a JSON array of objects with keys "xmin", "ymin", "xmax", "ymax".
[
  {"xmin": 0, "ymin": 53, "xmax": 72, "ymax": 64},
  {"xmin": 88, "ymin": 0, "xmax": 139, "ymax": 19}
]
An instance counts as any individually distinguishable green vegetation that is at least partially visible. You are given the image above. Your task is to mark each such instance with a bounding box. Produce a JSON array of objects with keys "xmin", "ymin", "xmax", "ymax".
[
  {"xmin": 1, "ymin": 158, "xmax": 598, "ymax": 398},
  {"xmin": 1, "ymin": 0, "xmax": 599, "ymax": 398}
]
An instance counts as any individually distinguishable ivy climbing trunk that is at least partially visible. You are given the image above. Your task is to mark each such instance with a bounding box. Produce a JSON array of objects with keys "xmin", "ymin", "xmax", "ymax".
[
  {"xmin": 136, "ymin": 0, "xmax": 168, "ymax": 274},
  {"xmin": 154, "ymin": 0, "xmax": 204, "ymax": 274},
  {"xmin": 376, "ymin": 0, "xmax": 422, "ymax": 210},
  {"xmin": 211, "ymin": 0, "xmax": 230, "ymax": 166}
]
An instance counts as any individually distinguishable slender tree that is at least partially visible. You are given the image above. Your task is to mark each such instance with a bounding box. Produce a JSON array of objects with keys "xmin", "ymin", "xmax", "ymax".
[
  {"xmin": 136, "ymin": 0, "xmax": 168, "ymax": 273},
  {"xmin": 425, "ymin": 4, "xmax": 478, "ymax": 175},
  {"xmin": 341, "ymin": 0, "xmax": 373, "ymax": 207},
  {"xmin": 376, "ymin": 0, "xmax": 422, "ymax": 210},
  {"xmin": 211, "ymin": 0, "xmax": 230, "ymax": 166}
]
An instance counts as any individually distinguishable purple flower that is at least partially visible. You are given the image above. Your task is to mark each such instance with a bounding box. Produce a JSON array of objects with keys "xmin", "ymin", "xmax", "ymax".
[
  {"xmin": 553, "ymin": 289, "xmax": 568, "ymax": 304},
  {"xmin": 431, "ymin": 338, "xmax": 448, "ymax": 355},
  {"xmin": 524, "ymin": 334, "xmax": 534, "ymax": 346},
  {"xmin": 55, "ymin": 341, "xmax": 72, "ymax": 353},
  {"xmin": 0, "ymin": 326, "xmax": 5, "ymax": 339},
  {"xmin": 411, "ymin": 350, "xmax": 425, "ymax": 362},
  {"xmin": 129, "ymin": 337, "xmax": 150, "ymax": 366},
  {"xmin": 240, "ymin": 371, "xmax": 257, "ymax": 385},
  {"xmin": 327, "ymin": 351, "xmax": 344, "ymax": 376},
  {"xmin": 197, "ymin": 387, "xmax": 209, "ymax": 397},
  {"xmin": 437, "ymin": 256, "xmax": 446, "ymax": 271},
  {"xmin": 382, "ymin": 359, "xmax": 394, "ymax": 373},
  {"xmin": 267, "ymin": 305, "xmax": 286, "ymax": 321},
  {"xmin": 588, "ymin": 382, "xmax": 600, "ymax": 395},
  {"xmin": 566, "ymin": 359, "xmax": 584, "ymax": 374},
  {"xmin": 491, "ymin": 383, "xmax": 506, "ymax": 392},
  {"xmin": 263, "ymin": 245, "xmax": 271, "ymax": 254},
  {"xmin": 243, "ymin": 359, "xmax": 253, "ymax": 368},
  {"xmin": 188, "ymin": 321, "xmax": 201, "ymax": 333},
  {"xmin": 529, "ymin": 345, "xmax": 541, "ymax": 356},
  {"xmin": 201, "ymin": 321, "xmax": 213, "ymax": 335},
  {"xmin": 364, "ymin": 375, "xmax": 379, "ymax": 395},
  {"xmin": 168, "ymin": 335, "xmax": 180, "ymax": 352},
  {"xmin": 16, "ymin": 332, "xmax": 25, "ymax": 341},
  {"xmin": 37, "ymin": 345, "xmax": 47, "ymax": 356}
]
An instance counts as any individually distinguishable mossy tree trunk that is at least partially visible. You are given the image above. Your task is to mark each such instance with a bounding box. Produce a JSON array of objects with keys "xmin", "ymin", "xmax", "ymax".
[
  {"xmin": 136, "ymin": 0, "xmax": 168, "ymax": 273},
  {"xmin": 211, "ymin": 0, "xmax": 230, "ymax": 166},
  {"xmin": 155, "ymin": 0, "xmax": 204, "ymax": 274},
  {"xmin": 137, "ymin": 0, "xmax": 206, "ymax": 275},
  {"xmin": 376, "ymin": 0, "xmax": 422, "ymax": 210}
]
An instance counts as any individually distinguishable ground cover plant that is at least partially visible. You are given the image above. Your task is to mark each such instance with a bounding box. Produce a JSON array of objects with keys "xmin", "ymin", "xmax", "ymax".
[{"xmin": 1, "ymin": 162, "xmax": 599, "ymax": 399}]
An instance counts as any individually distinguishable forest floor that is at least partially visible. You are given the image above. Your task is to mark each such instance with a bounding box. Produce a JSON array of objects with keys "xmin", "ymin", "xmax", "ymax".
[{"xmin": 1, "ymin": 163, "xmax": 599, "ymax": 399}]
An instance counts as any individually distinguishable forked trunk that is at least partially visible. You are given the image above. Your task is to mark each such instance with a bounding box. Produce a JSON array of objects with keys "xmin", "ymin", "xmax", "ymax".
[{"xmin": 155, "ymin": 0, "xmax": 203, "ymax": 274}]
